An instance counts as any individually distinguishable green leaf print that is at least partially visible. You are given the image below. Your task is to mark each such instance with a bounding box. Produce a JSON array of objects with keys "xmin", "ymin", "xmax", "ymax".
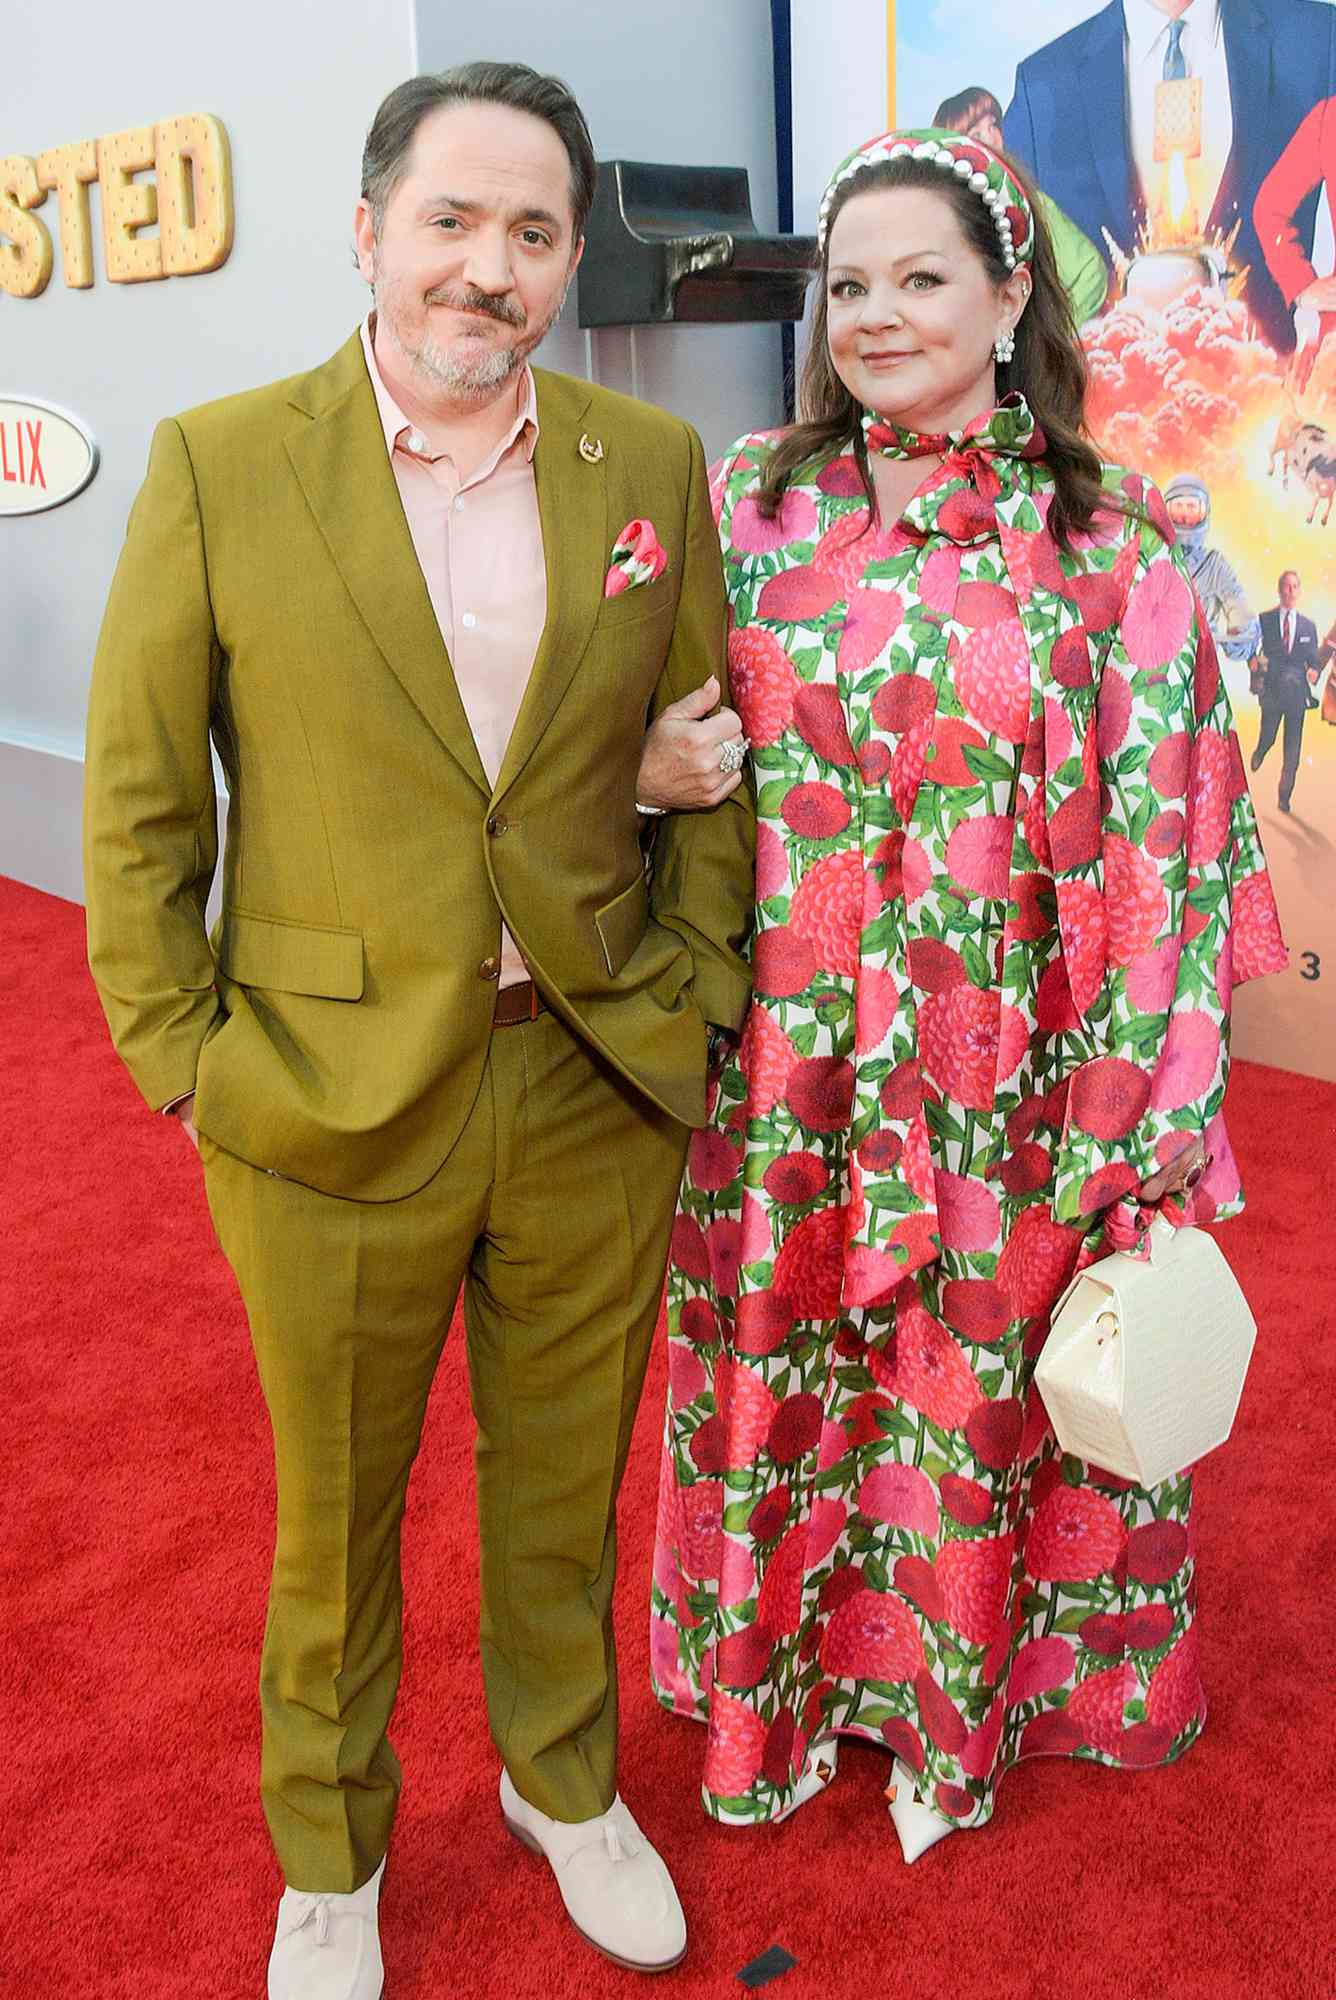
[
  {"xmin": 963, "ymin": 744, "xmax": 1020, "ymax": 784},
  {"xmin": 961, "ymin": 938, "xmax": 994, "ymax": 988},
  {"xmin": 866, "ymin": 1184, "xmax": 920, "ymax": 1212},
  {"xmin": 755, "ymin": 779, "xmax": 793, "ymax": 815}
]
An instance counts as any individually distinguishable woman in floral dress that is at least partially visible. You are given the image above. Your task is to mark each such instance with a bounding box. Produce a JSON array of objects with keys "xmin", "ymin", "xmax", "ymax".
[{"xmin": 650, "ymin": 130, "xmax": 1288, "ymax": 1858}]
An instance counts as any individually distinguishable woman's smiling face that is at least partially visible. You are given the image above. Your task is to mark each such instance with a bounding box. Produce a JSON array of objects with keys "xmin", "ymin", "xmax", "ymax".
[{"xmin": 825, "ymin": 183, "xmax": 1027, "ymax": 435}]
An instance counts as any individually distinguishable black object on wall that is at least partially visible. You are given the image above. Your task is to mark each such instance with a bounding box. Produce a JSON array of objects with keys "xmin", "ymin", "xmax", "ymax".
[
  {"xmin": 770, "ymin": 0, "xmax": 798, "ymax": 420},
  {"xmin": 576, "ymin": 160, "xmax": 816, "ymax": 329}
]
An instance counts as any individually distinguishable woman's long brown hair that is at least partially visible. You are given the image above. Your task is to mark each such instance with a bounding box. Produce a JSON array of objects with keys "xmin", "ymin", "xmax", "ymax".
[{"xmin": 756, "ymin": 150, "xmax": 1124, "ymax": 552}]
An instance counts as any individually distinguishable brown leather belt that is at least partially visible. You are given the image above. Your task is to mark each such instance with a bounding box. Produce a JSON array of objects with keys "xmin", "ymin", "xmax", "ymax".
[{"xmin": 492, "ymin": 978, "xmax": 546, "ymax": 1026}]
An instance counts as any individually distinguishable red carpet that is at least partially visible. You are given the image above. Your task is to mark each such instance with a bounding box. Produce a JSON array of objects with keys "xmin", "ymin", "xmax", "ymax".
[{"xmin": 3, "ymin": 871, "xmax": 1333, "ymax": 2000}]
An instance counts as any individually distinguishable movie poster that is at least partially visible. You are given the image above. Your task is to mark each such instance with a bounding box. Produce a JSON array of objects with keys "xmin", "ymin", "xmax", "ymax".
[{"xmin": 891, "ymin": 2, "xmax": 1336, "ymax": 1081}]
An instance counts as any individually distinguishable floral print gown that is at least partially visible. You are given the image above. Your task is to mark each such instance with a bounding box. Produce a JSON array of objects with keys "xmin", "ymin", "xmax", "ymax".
[{"xmin": 650, "ymin": 398, "xmax": 1287, "ymax": 1830}]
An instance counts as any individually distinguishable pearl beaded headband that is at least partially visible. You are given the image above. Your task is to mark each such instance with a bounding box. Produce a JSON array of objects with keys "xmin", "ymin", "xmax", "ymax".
[{"xmin": 817, "ymin": 127, "xmax": 1036, "ymax": 272}]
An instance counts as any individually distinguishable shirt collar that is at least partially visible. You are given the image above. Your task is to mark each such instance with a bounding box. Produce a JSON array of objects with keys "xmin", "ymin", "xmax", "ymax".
[
  {"xmin": 861, "ymin": 392, "xmax": 1041, "ymax": 463},
  {"xmin": 359, "ymin": 313, "xmax": 539, "ymax": 467},
  {"xmin": 1124, "ymin": 0, "xmax": 1219, "ymax": 68}
]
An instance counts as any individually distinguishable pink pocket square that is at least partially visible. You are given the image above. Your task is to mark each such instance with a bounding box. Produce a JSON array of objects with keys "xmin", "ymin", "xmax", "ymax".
[{"xmin": 605, "ymin": 517, "xmax": 668, "ymax": 598}]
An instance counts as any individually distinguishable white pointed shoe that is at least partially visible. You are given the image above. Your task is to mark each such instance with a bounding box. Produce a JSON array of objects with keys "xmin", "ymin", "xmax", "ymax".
[
  {"xmin": 500, "ymin": 1769, "xmax": 687, "ymax": 1973},
  {"xmin": 887, "ymin": 1762, "xmax": 955, "ymax": 1863},
  {"xmin": 771, "ymin": 1741, "xmax": 838, "ymax": 1823},
  {"xmin": 267, "ymin": 1858, "xmax": 385, "ymax": 1999}
]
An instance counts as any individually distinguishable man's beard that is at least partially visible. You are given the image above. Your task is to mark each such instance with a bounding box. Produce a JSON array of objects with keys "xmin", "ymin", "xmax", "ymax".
[{"xmin": 375, "ymin": 271, "xmax": 571, "ymax": 403}]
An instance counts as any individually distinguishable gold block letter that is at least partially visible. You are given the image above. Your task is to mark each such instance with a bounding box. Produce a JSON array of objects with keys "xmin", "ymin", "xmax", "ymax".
[
  {"xmin": 97, "ymin": 125, "xmax": 163, "ymax": 283},
  {"xmin": 37, "ymin": 140, "xmax": 99, "ymax": 289},
  {"xmin": 0, "ymin": 155, "xmax": 54, "ymax": 299},
  {"xmin": 156, "ymin": 114, "xmax": 234, "ymax": 276}
]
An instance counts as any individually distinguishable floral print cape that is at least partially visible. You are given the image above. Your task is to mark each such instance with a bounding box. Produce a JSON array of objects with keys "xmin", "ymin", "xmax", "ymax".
[{"xmin": 651, "ymin": 397, "xmax": 1287, "ymax": 1829}]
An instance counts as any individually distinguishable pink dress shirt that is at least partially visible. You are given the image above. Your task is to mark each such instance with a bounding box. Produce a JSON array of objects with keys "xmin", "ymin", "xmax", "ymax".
[{"xmin": 360, "ymin": 316, "xmax": 546, "ymax": 989}]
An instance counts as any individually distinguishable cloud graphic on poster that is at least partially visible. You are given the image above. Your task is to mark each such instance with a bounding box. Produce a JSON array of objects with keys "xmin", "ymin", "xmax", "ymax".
[
  {"xmin": 896, "ymin": 2, "xmax": 1102, "ymax": 125},
  {"xmin": 896, "ymin": 0, "xmax": 1336, "ymax": 129}
]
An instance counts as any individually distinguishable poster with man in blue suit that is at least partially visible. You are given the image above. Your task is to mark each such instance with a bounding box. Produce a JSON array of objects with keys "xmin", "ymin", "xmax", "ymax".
[{"xmin": 1004, "ymin": 0, "xmax": 1336, "ymax": 352}]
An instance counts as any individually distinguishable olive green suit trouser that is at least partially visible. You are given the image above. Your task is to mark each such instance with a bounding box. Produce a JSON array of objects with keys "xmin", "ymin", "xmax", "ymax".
[{"xmin": 201, "ymin": 1009, "xmax": 689, "ymax": 1893}]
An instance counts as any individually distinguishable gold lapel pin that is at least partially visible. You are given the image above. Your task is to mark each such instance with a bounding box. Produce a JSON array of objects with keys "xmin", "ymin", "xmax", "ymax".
[{"xmin": 578, "ymin": 433, "xmax": 605, "ymax": 464}]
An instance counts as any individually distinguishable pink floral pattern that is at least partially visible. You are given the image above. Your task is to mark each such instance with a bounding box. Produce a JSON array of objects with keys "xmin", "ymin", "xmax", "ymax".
[
  {"xmin": 604, "ymin": 516, "xmax": 668, "ymax": 597},
  {"xmin": 651, "ymin": 398, "xmax": 1286, "ymax": 1830}
]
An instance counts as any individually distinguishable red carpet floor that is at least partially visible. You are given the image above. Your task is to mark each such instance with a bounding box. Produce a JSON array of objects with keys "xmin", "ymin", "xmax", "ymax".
[{"xmin": 3, "ymin": 872, "xmax": 1333, "ymax": 2000}]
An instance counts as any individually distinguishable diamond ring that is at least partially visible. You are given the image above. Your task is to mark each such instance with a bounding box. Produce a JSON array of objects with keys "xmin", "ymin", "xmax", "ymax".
[{"xmin": 717, "ymin": 736, "xmax": 749, "ymax": 775}]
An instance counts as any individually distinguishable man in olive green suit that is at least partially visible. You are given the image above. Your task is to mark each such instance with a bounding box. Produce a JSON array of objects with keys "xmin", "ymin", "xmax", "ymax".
[{"xmin": 84, "ymin": 63, "xmax": 752, "ymax": 1996}]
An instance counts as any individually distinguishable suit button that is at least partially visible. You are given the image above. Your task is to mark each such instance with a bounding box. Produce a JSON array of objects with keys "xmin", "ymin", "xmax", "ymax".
[
  {"xmin": 478, "ymin": 955, "xmax": 501, "ymax": 981},
  {"xmin": 487, "ymin": 813, "xmax": 509, "ymax": 837}
]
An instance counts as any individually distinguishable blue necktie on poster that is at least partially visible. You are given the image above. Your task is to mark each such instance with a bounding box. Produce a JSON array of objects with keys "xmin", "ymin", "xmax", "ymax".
[{"xmin": 1163, "ymin": 19, "xmax": 1187, "ymax": 81}]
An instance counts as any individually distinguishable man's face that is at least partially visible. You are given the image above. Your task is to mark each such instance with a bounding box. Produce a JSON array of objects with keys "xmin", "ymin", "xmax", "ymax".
[
  {"xmin": 353, "ymin": 100, "xmax": 583, "ymax": 404},
  {"xmin": 1167, "ymin": 492, "xmax": 1207, "ymax": 532},
  {"xmin": 1280, "ymin": 572, "xmax": 1302, "ymax": 609}
]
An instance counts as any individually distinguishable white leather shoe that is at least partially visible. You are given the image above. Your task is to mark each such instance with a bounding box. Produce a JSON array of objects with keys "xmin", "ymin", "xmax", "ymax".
[
  {"xmin": 771, "ymin": 1741, "xmax": 838, "ymax": 1823},
  {"xmin": 499, "ymin": 1769, "xmax": 687, "ymax": 1973},
  {"xmin": 267, "ymin": 1858, "xmax": 385, "ymax": 1999},
  {"xmin": 886, "ymin": 1762, "xmax": 955, "ymax": 1863}
]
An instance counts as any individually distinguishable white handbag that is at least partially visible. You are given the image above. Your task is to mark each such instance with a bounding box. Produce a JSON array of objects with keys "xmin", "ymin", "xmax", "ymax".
[{"xmin": 1034, "ymin": 1216, "xmax": 1256, "ymax": 1487}]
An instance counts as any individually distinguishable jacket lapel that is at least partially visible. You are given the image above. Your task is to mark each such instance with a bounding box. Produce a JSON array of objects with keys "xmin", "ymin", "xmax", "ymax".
[
  {"xmin": 1083, "ymin": 1, "xmax": 1138, "ymax": 238},
  {"xmin": 491, "ymin": 369, "xmax": 607, "ymax": 803},
  {"xmin": 1210, "ymin": 0, "xmax": 1270, "ymax": 234},
  {"xmin": 284, "ymin": 333, "xmax": 490, "ymax": 795}
]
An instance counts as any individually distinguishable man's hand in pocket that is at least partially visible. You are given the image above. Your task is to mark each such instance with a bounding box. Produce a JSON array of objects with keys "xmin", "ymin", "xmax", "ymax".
[{"xmin": 167, "ymin": 1093, "xmax": 200, "ymax": 1151}]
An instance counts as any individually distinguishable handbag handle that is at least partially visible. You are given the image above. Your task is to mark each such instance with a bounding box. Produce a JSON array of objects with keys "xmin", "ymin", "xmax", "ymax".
[{"xmin": 1144, "ymin": 1211, "xmax": 1181, "ymax": 1264}]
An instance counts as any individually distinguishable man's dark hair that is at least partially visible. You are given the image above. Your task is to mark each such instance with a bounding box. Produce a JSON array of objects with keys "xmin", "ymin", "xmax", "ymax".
[
  {"xmin": 933, "ymin": 86, "xmax": 1004, "ymax": 134},
  {"xmin": 362, "ymin": 63, "xmax": 597, "ymax": 242}
]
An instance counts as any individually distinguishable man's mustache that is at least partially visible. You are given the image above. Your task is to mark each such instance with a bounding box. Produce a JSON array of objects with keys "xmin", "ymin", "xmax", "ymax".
[{"xmin": 425, "ymin": 285, "xmax": 526, "ymax": 328}]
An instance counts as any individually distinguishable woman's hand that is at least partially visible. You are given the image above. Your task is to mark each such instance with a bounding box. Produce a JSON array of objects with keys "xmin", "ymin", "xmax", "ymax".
[
  {"xmin": 1136, "ymin": 1134, "xmax": 1209, "ymax": 1207},
  {"xmin": 1295, "ymin": 276, "xmax": 1336, "ymax": 313},
  {"xmin": 637, "ymin": 677, "xmax": 747, "ymax": 811}
]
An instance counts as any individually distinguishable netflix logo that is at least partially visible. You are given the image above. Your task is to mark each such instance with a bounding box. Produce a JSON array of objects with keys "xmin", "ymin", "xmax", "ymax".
[
  {"xmin": 0, "ymin": 397, "xmax": 98, "ymax": 517},
  {"xmin": 1, "ymin": 419, "xmax": 47, "ymax": 492}
]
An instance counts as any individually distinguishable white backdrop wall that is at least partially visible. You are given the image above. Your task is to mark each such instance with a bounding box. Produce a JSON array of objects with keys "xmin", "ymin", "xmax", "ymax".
[
  {"xmin": 791, "ymin": 0, "xmax": 890, "ymax": 237},
  {"xmin": 787, "ymin": 1, "xmax": 890, "ymax": 403},
  {"xmin": 0, "ymin": 0, "xmax": 416, "ymax": 900},
  {"xmin": 1, "ymin": 2, "xmax": 788, "ymax": 901}
]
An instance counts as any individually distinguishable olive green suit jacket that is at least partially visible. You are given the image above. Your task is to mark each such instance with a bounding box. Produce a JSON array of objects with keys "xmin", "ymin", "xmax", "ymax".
[{"xmin": 84, "ymin": 332, "xmax": 754, "ymax": 1200}]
